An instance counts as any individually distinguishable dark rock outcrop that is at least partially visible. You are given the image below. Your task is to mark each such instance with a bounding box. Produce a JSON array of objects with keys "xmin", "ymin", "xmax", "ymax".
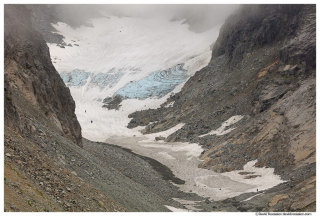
[
  {"xmin": 102, "ymin": 95, "xmax": 123, "ymax": 110},
  {"xmin": 212, "ymin": 5, "xmax": 304, "ymax": 65},
  {"xmin": 4, "ymin": 5, "xmax": 82, "ymax": 147}
]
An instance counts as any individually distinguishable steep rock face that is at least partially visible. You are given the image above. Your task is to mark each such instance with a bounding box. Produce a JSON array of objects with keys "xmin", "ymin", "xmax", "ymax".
[
  {"xmin": 128, "ymin": 4, "xmax": 316, "ymax": 211},
  {"xmin": 4, "ymin": 5, "xmax": 82, "ymax": 147},
  {"xmin": 212, "ymin": 5, "xmax": 303, "ymax": 64}
]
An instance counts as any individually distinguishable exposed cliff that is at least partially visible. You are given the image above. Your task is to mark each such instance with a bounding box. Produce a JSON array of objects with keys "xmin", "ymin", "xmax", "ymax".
[
  {"xmin": 128, "ymin": 4, "xmax": 316, "ymax": 211},
  {"xmin": 4, "ymin": 5, "xmax": 123, "ymax": 211},
  {"xmin": 4, "ymin": 5, "xmax": 82, "ymax": 146}
]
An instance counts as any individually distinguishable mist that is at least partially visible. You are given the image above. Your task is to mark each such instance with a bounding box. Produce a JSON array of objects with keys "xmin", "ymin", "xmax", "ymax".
[
  {"xmin": 102, "ymin": 4, "xmax": 239, "ymax": 32},
  {"xmin": 34, "ymin": 4, "xmax": 239, "ymax": 33}
]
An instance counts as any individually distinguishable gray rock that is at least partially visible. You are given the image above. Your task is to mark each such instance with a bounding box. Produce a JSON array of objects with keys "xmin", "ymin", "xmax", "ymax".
[{"xmin": 155, "ymin": 136, "xmax": 165, "ymax": 141}]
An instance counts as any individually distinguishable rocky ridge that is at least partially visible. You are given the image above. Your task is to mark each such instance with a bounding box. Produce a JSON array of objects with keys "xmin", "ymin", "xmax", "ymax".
[
  {"xmin": 5, "ymin": 4, "xmax": 82, "ymax": 146},
  {"xmin": 127, "ymin": 4, "xmax": 316, "ymax": 211}
]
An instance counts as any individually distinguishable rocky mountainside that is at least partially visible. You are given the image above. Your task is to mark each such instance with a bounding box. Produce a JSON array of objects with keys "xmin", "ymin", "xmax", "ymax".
[
  {"xmin": 4, "ymin": 5, "xmax": 199, "ymax": 212},
  {"xmin": 128, "ymin": 4, "xmax": 316, "ymax": 211},
  {"xmin": 4, "ymin": 5, "xmax": 82, "ymax": 146}
]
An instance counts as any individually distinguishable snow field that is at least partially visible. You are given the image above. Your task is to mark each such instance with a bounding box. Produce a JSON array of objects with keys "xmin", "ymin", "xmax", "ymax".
[
  {"xmin": 105, "ymin": 116, "xmax": 284, "ymax": 202},
  {"xmin": 48, "ymin": 14, "xmax": 218, "ymax": 141}
]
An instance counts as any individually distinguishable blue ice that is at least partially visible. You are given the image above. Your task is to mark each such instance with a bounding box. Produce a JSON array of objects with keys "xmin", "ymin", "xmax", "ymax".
[
  {"xmin": 60, "ymin": 70, "xmax": 91, "ymax": 86},
  {"xmin": 60, "ymin": 69, "xmax": 124, "ymax": 90},
  {"xmin": 115, "ymin": 64, "xmax": 188, "ymax": 99},
  {"xmin": 91, "ymin": 72, "xmax": 124, "ymax": 90}
]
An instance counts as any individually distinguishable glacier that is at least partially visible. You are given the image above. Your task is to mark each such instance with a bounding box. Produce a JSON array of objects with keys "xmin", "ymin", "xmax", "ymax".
[
  {"xmin": 60, "ymin": 70, "xmax": 91, "ymax": 86},
  {"xmin": 60, "ymin": 69, "xmax": 125, "ymax": 90},
  {"xmin": 115, "ymin": 64, "xmax": 188, "ymax": 99},
  {"xmin": 46, "ymin": 11, "xmax": 285, "ymax": 205},
  {"xmin": 47, "ymin": 14, "xmax": 219, "ymax": 141},
  {"xmin": 60, "ymin": 64, "xmax": 188, "ymax": 99}
]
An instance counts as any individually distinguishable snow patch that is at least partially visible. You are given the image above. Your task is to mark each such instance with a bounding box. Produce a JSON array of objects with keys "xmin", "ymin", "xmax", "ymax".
[
  {"xmin": 199, "ymin": 115, "xmax": 244, "ymax": 137},
  {"xmin": 140, "ymin": 123, "xmax": 185, "ymax": 142},
  {"xmin": 165, "ymin": 205, "xmax": 190, "ymax": 212},
  {"xmin": 192, "ymin": 160, "xmax": 285, "ymax": 200},
  {"xmin": 164, "ymin": 101, "xmax": 175, "ymax": 108},
  {"xmin": 242, "ymin": 193, "xmax": 264, "ymax": 202},
  {"xmin": 157, "ymin": 152, "xmax": 176, "ymax": 160},
  {"xmin": 172, "ymin": 198, "xmax": 201, "ymax": 211},
  {"xmin": 221, "ymin": 160, "xmax": 286, "ymax": 193},
  {"xmin": 142, "ymin": 142, "xmax": 203, "ymax": 158}
]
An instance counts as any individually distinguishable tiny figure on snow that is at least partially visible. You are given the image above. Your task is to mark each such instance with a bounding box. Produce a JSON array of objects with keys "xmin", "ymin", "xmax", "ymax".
[{"xmin": 91, "ymin": 120, "xmax": 93, "ymax": 123}]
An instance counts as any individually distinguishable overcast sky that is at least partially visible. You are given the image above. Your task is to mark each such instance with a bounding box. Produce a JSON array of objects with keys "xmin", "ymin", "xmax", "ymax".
[{"xmin": 102, "ymin": 4, "xmax": 239, "ymax": 32}]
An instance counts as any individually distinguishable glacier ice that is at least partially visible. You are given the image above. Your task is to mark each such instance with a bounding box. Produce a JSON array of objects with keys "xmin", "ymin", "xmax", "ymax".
[
  {"xmin": 60, "ymin": 70, "xmax": 91, "ymax": 86},
  {"xmin": 48, "ymin": 14, "xmax": 219, "ymax": 141},
  {"xmin": 60, "ymin": 69, "xmax": 125, "ymax": 90},
  {"xmin": 60, "ymin": 64, "xmax": 189, "ymax": 100},
  {"xmin": 115, "ymin": 64, "xmax": 188, "ymax": 99}
]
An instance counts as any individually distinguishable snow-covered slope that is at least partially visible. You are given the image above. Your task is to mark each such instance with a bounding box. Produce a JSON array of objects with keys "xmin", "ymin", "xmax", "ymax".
[{"xmin": 48, "ymin": 14, "xmax": 220, "ymax": 141}]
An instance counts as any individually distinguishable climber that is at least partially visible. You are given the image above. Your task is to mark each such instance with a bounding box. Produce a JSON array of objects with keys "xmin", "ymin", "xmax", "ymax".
[{"xmin": 91, "ymin": 120, "xmax": 93, "ymax": 123}]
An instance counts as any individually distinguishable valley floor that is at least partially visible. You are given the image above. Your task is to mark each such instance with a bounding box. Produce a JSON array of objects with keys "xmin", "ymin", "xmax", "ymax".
[
  {"xmin": 104, "ymin": 135, "xmax": 286, "ymax": 211},
  {"xmin": 4, "ymin": 120, "xmax": 287, "ymax": 212}
]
